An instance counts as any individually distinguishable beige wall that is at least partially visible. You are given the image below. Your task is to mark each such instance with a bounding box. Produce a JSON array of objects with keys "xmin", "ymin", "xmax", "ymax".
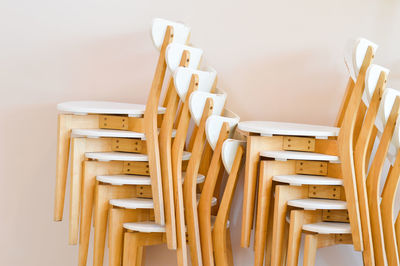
[{"xmin": 1, "ymin": 0, "xmax": 400, "ymax": 265}]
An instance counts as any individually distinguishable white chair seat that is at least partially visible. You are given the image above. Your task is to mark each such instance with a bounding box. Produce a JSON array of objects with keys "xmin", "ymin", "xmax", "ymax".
[
  {"xmin": 110, "ymin": 194, "xmax": 217, "ymax": 209},
  {"xmin": 302, "ymin": 222, "xmax": 351, "ymax": 234},
  {"xmin": 123, "ymin": 215, "xmax": 230, "ymax": 233},
  {"xmin": 238, "ymin": 121, "xmax": 339, "ymax": 138},
  {"xmin": 71, "ymin": 128, "xmax": 177, "ymax": 139},
  {"xmin": 57, "ymin": 101, "xmax": 166, "ymax": 116},
  {"xmin": 273, "ymin": 175, "xmax": 343, "ymax": 186},
  {"xmin": 96, "ymin": 172, "xmax": 205, "ymax": 186},
  {"xmin": 260, "ymin": 151, "xmax": 339, "ymax": 162},
  {"xmin": 288, "ymin": 199, "xmax": 347, "ymax": 210},
  {"xmin": 85, "ymin": 151, "xmax": 191, "ymax": 162}
]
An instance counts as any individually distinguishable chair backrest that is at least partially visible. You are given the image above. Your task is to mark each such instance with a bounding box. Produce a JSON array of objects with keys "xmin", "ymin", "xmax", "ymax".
[
  {"xmin": 381, "ymin": 116, "xmax": 400, "ymax": 266},
  {"xmin": 352, "ymin": 64, "xmax": 389, "ymax": 265},
  {"xmin": 183, "ymin": 91, "xmax": 227, "ymax": 266},
  {"xmin": 337, "ymin": 38, "xmax": 376, "ymax": 253},
  {"xmin": 366, "ymin": 88, "xmax": 400, "ymax": 265},
  {"xmin": 174, "ymin": 67, "xmax": 217, "ymax": 101},
  {"xmin": 212, "ymin": 139, "xmax": 245, "ymax": 266},
  {"xmin": 198, "ymin": 111, "xmax": 240, "ymax": 265},
  {"xmin": 336, "ymin": 38, "xmax": 378, "ymax": 127},
  {"xmin": 170, "ymin": 72, "xmax": 220, "ymax": 266},
  {"xmin": 152, "ymin": 18, "xmax": 190, "ymax": 50},
  {"xmin": 144, "ymin": 19, "xmax": 194, "ymax": 226}
]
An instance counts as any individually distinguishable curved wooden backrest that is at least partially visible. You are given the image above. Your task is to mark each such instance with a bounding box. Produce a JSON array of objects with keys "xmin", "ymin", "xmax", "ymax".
[
  {"xmin": 381, "ymin": 117, "xmax": 400, "ymax": 266},
  {"xmin": 152, "ymin": 18, "xmax": 191, "ymax": 50},
  {"xmin": 189, "ymin": 90, "xmax": 227, "ymax": 125},
  {"xmin": 336, "ymin": 38, "xmax": 378, "ymax": 127},
  {"xmin": 353, "ymin": 65, "xmax": 388, "ymax": 265},
  {"xmin": 337, "ymin": 42, "xmax": 375, "ymax": 253},
  {"xmin": 159, "ymin": 49, "xmax": 191, "ymax": 250},
  {"xmin": 171, "ymin": 74, "xmax": 199, "ymax": 266},
  {"xmin": 184, "ymin": 97, "xmax": 215, "ymax": 266},
  {"xmin": 366, "ymin": 88, "xmax": 400, "ymax": 265},
  {"xmin": 166, "ymin": 43, "xmax": 203, "ymax": 72},
  {"xmin": 213, "ymin": 139, "xmax": 245, "ymax": 266},
  {"xmin": 205, "ymin": 110, "xmax": 240, "ymax": 150},
  {"xmin": 174, "ymin": 67, "xmax": 217, "ymax": 101},
  {"xmin": 199, "ymin": 113, "xmax": 240, "ymax": 266}
]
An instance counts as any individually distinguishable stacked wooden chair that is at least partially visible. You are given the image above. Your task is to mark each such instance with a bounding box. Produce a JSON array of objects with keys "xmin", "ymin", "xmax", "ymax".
[
  {"xmin": 54, "ymin": 17, "xmax": 245, "ymax": 266},
  {"xmin": 236, "ymin": 37, "xmax": 400, "ymax": 265}
]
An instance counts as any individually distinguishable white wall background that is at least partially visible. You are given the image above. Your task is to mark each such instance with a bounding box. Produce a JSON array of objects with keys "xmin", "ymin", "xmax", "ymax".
[{"xmin": 1, "ymin": 0, "xmax": 400, "ymax": 265}]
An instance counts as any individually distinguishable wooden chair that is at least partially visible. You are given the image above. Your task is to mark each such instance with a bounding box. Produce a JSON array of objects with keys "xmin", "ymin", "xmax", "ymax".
[
  {"xmin": 54, "ymin": 18, "xmax": 191, "ymax": 226},
  {"xmin": 66, "ymin": 50, "xmax": 211, "ymax": 247},
  {"xmin": 91, "ymin": 66, "xmax": 217, "ymax": 266},
  {"xmin": 237, "ymin": 38, "xmax": 377, "ymax": 266},
  {"xmin": 198, "ymin": 112, "xmax": 240, "ymax": 266},
  {"xmin": 77, "ymin": 43, "xmax": 204, "ymax": 266},
  {"xmin": 120, "ymin": 90, "xmax": 228, "ymax": 266},
  {"xmin": 284, "ymin": 64, "xmax": 390, "ymax": 266}
]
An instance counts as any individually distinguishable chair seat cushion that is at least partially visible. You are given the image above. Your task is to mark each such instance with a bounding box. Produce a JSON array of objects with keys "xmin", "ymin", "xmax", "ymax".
[
  {"xmin": 273, "ymin": 175, "xmax": 343, "ymax": 186},
  {"xmin": 85, "ymin": 151, "xmax": 191, "ymax": 162},
  {"xmin": 287, "ymin": 199, "xmax": 347, "ymax": 210},
  {"xmin": 57, "ymin": 101, "xmax": 165, "ymax": 116},
  {"xmin": 260, "ymin": 150, "xmax": 339, "ymax": 162},
  {"xmin": 238, "ymin": 121, "xmax": 339, "ymax": 138},
  {"xmin": 302, "ymin": 222, "xmax": 351, "ymax": 234}
]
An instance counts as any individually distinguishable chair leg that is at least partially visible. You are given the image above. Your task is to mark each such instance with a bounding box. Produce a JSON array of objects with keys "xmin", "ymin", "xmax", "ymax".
[
  {"xmin": 254, "ymin": 162, "xmax": 274, "ymax": 266},
  {"xmin": 54, "ymin": 114, "xmax": 71, "ymax": 221},
  {"xmin": 303, "ymin": 234, "xmax": 318, "ymax": 266},
  {"xmin": 69, "ymin": 137, "xmax": 86, "ymax": 245},
  {"xmin": 94, "ymin": 185, "xmax": 137, "ymax": 266},
  {"xmin": 270, "ymin": 185, "xmax": 308, "ymax": 266},
  {"xmin": 123, "ymin": 232, "xmax": 141, "ymax": 266},
  {"xmin": 226, "ymin": 228, "xmax": 234, "ymax": 266},
  {"xmin": 264, "ymin": 184, "xmax": 275, "ymax": 266},
  {"xmin": 109, "ymin": 208, "xmax": 152, "ymax": 266},
  {"xmin": 281, "ymin": 219, "xmax": 290, "ymax": 266},
  {"xmin": 286, "ymin": 210, "xmax": 305, "ymax": 266},
  {"xmin": 78, "ymin": 163, "xmax": 97, "ymax": 266}
]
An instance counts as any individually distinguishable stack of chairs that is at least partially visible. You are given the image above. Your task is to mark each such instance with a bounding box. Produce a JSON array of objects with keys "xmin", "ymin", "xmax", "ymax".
[
  {"xmin": 54, "ymin": 18, "xmax": 245, "ymax": 266},
  {"xmin": 238, "ymin": 37, "xmax": 400, "ymax": 265}
]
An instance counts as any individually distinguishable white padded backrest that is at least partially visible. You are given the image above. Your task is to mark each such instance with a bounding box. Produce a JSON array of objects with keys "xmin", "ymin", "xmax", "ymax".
[
  {"xmin": 166, "ymin": 43, "xmax": 203, "ymax": 72},
  {"xmin": 205, "ymin": 109, "xmax": 240, "ymax": 150},
  {"xmin": 222, "ymin": 139, "xmax": 245, "ymax": 174},
  {"xmin": 173, "ymin": 67, "xmax": 217, "ymax": 101},
  {"xmin": 362, "ymin": 64, "xmax": 390, "ymax": 105},
  {"xmin": 152, "ymin": 18, "xmax": 191, "ymax": 50},
  {"xmin": 189, "ymin": 89, "xmax": 227, "ymax": 126},
  {"xmin": 344, "ymin": 38, "xmax": 378, "ymax": 82}
]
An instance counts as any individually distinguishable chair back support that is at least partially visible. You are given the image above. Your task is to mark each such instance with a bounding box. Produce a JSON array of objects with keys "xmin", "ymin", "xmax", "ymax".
[
  {"xmin": 174, "ymin": 67, "xmax": 217, "ymax": 101},
  {"xmin": 198, "ymin": 113, "xmax": 240, "ymax": 265},
  {"xmin": 212, "ymin": 139, "xmax": 245, "ymax": 266},
  {"xmin": 366, "ymin": 88, "xmax": 400, "ymax": 265},
  {"xmin": 152, "ymin": 18, "xmax": 190, "ymax": 50},
  {"xmin": 189, "ymin": 90, "xmax": 227, "ymax": 125},
  {"xmin": 353, "ymin": 64, "xmax": 388, "ymax": 265},
  {"xmin": 166, "ymin": 43, "xmax": 203, "ymax": 72},
  {"xmin": 337, "ymin": 41, "xmax": 375, "ymax": 253}
]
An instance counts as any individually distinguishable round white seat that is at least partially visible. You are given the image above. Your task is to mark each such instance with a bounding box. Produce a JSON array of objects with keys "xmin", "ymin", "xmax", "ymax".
[
  {"xmin": 238, "ymin": 121, "xmax": 339, "ymax": 138},
  {"xmin": 57, "ymin": 101, "xmax": 166, "ymax": 116},
  {"xmin": 260, "ymin": 151, "xmax": 339, "ymax": 162},
  {"xmin": 110, "ymin": 194, "xmax": 217, "ymax": 209},
  {"xmin": 123, "ymin": 215, "xmax": 230, "ymax": 233},
  {"xmin": 96, "ymin": 173, "xmax": 205, "ymax": 185},
  {"xmin": 72, "ymin": 128, "xmax": 177, "ymax": 139},
  {"xmin": 288, "ymin": 199, "xmax": 347, "ymax": 210},
  {"xmin": 110, "ymin": 198, "xmax": 154, "ymax": 209},
  {"xmin": 85, "ymin": 151, "xmax": 191, "ymax": 162},
  {"xmin": 273, "ymin": 175, "xmax": 343, "ymax": 186},
  {"xmin": 302, "ymin": 222, "xmax": 351, "ymax": 234}
]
